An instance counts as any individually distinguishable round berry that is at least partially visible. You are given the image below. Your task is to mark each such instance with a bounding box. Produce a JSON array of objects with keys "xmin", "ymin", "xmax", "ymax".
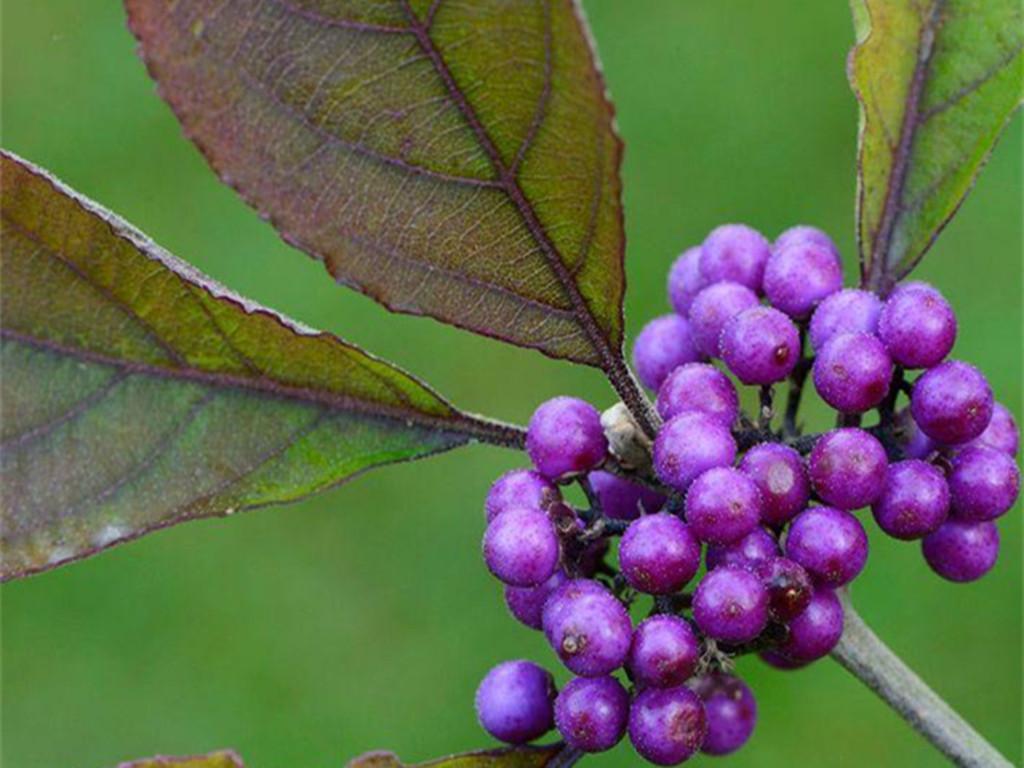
[
  {"xmin": 785, "ymin": 506, "xmax": 868, "ymax": 586},
  {"xmin": 969, "ymin": 402, "xmax": 1019, "ymax": 456},
  {"xmin": 653, "ymin": 411, "xmax": 737, "ymax": 492},
  {"xmin": 554, "ymin": 676, "xmax": 629, "ymax": 752},
  {"xmin": 688, "ymin": 281, "xmax": 760, "ymax": 357},
  {"xmin": 693, "ymin": 566, "xmax": 770, "ymax": 644},
  {"xmin": 504, "ymin": 570, "xmax": 569, "ymax": 630},
  {"xmin": 656, "ymin": 362, "xmax": 740, "ymax": 427},
  {"xmin": 527, "ymin": 397, "xmax": 607, "ymax": 479},
  {"xmin": 685, "ymin": 467, "xmax": 763, "ymax": 545},
  {"xmin": 871, "ymin": 460, "xmax": 949, "ymax": 540},
  {"xmin": 706, "ymin": 526, "xmax": 779, "ymax": 570},
  {"xmin": 543, "ymin": 580, "xmax": 632, "ymax": 676},
  {"xmin": 776, "ymin": 587, "xmax": 844, "ymax": 662},
  {"xmin": 753, "ymin": 556, "xmax": 813, "ymax": 621},
  {"xmin": 692, "ymin": 673, "xmax": 757, "ymax": 756},
  {"xmin": 668, "ymin": 246, "xmax": 706, "ymax": 316},
  {"xmin": 948, "ymin": 446, "xmax": 1020, "ymax": 522},
  {"xmin": 588, "ymin": 470, "xmax": 666, "ymax": 521},
  {"xmin": 759, "ymin": 649, "xmax": 809, "ymax": 670},
  {"xmin": 813, "ymin": 332, "xmax": 893, "ymax": 413},
  {"xmin": 895, "ymin": 407, "xmax": 936, "ymax": 460},
  {"xmin": 774, "ymin": 225, "xmax": 839, "ymax": 256},
  {"xmin": 475, "ymin": 660, "xmax": 555, "ymax": 744},
  {"xmin": 922, "ymin": 520, "xmax": 999, "ymax": 583},
  {"xmin": 486, "ymin": 469, "xmax": 559, "ymax": 523},
  {"xmin": 764, "ymin": 240, "xmax": 843, "ymax": 318},
  {"xmin": 633, "ymin": 314, "xmax": 703, "ymax": 391},
  {"xmin": 808, "ymin": 428, "xmax": 888, "ymax": 509},
  {"xmin": 627, "ymin": 615, "xmax": 700, "ymax": 689},
  {"xmin": 483, "ymin": 508, "xmax": 559, "ymax": 587},
  {"xmin": 911, "ymin": 361, "xmax": 994, "ymax": 445},
  {"xmin": 700, "ymin": 224, "xmax": 771, "ymax": 293},
  {"xmin": 619, "ymin": 513, "xmax": 701, "ymax": 594},
  {"xmin": 628, "ymin": 686, "xmax": 708, "ymax": 766},
  {"xmin": 739, "ymin": 443, "xmax": 810, "ymax": 526},
  {"xmin": 720, "ymin": 306, "xmax": 801, "ymax": 384},
  {"xmin": 809, "ymin": 288, "xmax": 883, "ymax": 352},
  {"xmin": 877, "ymin": 282, "xmax": 957, "ymax": 369}
]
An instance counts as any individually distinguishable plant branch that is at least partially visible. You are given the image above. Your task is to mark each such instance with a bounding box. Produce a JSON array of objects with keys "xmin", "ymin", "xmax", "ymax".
[
  {"xmin": 605, "ymin": 356, "xmax": 661, "ymax": 440},
  {"xmin": 831, "ymin": 592, "xmax": 1012, "ymax": 768},
  {"xmin": 547, "ymin": 743, "xmax": 584, "ymax": 768}
]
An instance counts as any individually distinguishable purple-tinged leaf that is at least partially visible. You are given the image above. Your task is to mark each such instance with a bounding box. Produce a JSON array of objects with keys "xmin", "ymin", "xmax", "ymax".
[
  {"xmin": 0, "ymin": 151, "xmax": 523, "ymax": 581},
  {"xmin": 347, "ymin": 744, "xmax": 566, "ymax": 768},
  {"xmin": 118, "ymin": 752, "xmax": 244, "ymax": 768}
]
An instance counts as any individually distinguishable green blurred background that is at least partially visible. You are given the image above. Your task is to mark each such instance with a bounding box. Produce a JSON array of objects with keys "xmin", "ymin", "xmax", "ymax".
[{"xmin": 1, "ymin": 2, "xmax": 1020, "ymax": 766}]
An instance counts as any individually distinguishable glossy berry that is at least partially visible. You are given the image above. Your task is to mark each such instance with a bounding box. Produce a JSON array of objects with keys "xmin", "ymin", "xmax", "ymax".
[
  {"xmin": 877, "ymin": 282, "xmax": 957, "ymax": 368},
  {"xmin": 620, "ymin": 513, "xmax": 701, "ymax": 594},
  {"xmin": 504, "ymin": 570, "xmax": 569, "ymax": 630},
  {"xmin": 627, "ymin": 615, "xmax": 701, "ymax": 689},
  {"xmin": 759, "ymin": 649, "xmax": 809, "ymax": 670},
  {"xmin": 628, "ymin": 685, "xmax": 708, "ymax": 766},
  {"xmin": 483, "ymin": 508, "xmax": 559, "ymax": 587},
  {"xmin": 774, "ymin": 225, "xmax": 839, "ymax": 256},
  {"xmin": 688, "ymin": 281, "xmax": 760, "ymax": 358},
  {"xmin": 693, "ymin": 565, "xmax": 770, "ymax": 644},
  {"xmin": 871, "ymin": 460, "xmax": 950, "ymax": 540},
  {"xmin": 485, "ymin": 469, "xmax": 558, "ymax": 523},
  {"xmin": 970, "ymin": 402, "xmax": 1019, "ymax": 456},
  {"xmin": 633, "ymin": 314, "xmax": 703, "ymax": 391},
  {"xmin": 808, "ymin": 428, "xmax": 888, "ymax": 510},
  {"xmin": 922, "ymin": 520, "xmax": 1000, "ymax": 583},
  {"xmin": 668, "ymin": 246, "xmax": 706, "ymax": 316},
  {"xmin": 700, "ymin": 223, "xmax": 771, "ymax": 293},
  {"xmin": 693, "ymin": 673, "xmax": 758, "ymax": 756},
  {"xmin": 526, "ymin": 397, "xmax": 607, "ymax": 479},
  {"xmin": 911, "ymin": 361, "xmax": 994, "ymax": 445},
  {"xmin": 685, "ymin": 467, "xmax": 763, "ymax": 545},
  {"xmin": 785, "ymin": 506, "xmax": 869, "ymax": 587},
  {"xmin": 895, "ymin": 406, "xmax": 936, "ymax": 460},
  {"xmin": 739, "ymin": 443, "xmax": 810, "ymax": 526},
  {"xmin": 554, "ymin": 676, "xmax": 629, "ymax": 753},
  {"xmin": 753, "ymin": 556, "xmax": 813, "ymax": 621},
  {"xmin": 948, "ymin": 446, "xmax": 1020, "ymax": 522},
  {"xmin": 475, "ymin": 660, "xmax": 555, "ymax": 744},
  {"xmin": 653, "ymin": 411, "xmax": 737, "ymax": 492},
  {"xmin": 542, "ymin": 580, "xmax": 632, "ymax": 676},
  {"xmin": 813, "ymin": 332, "xmax": 893, "ymax": 413},
  {"xmin": 720, "ymin": 306, "xmax": 801, "ymax": 384},
  {"xmin": 656, "ymin": 362, "xmax": 740, "ymax": 427},
  {"xmin": 706, "ymin": 526, "xmax": 779, "ymax": 570},
  {"xmin": 763, "ymin": 239, "xmax": 842, "ymax": 318},
  {"xmin": 776, "ymin": 587, "xmax": 844, "ymax": 662},
  {"xmin": 588, "ymin": 470, "xmax": 666, "ymax": 521},
  {"xmin": 809, "ymin": 288, "xmax": 883, "ymax": 352}
]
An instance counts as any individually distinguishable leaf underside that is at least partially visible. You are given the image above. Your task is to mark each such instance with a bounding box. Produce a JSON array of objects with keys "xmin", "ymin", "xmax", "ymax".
[
  {"xmin": 849, "ymin": 0, "xmax": 1023, "ymax": 292},
  {"xmin": 125, "ymin": 0, "xmax": 626, "ymax": 369},
  {"xmin": 0, "ymin": 151, "xmax": 521, "ymax": 581}
]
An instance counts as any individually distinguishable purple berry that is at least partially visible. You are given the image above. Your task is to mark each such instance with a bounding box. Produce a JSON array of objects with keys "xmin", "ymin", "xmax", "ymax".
[
  {"xmin": 588, "ymin": 470, "xmax": 666, "ymax": 521},
  {"xmin": 871, "ymin": 460, "xmax": 949, "ymax": 540},
  {"xmin": 739, "ymin": 443, "xmax": 810, "ymax": 526},
  {"xmin": 542, "ymin": 580, "xmax": 632, "ymax": 676},
  {"xmin": 763, "ymin": 240, "xmax": 843, "ymax": 318},
  {"xmin": 688, "ymin": 281, "xmax": 760, "ymax": 357},
  {"xmin": 774, "ymin": 225, "xmax": 839, "ymax": 256},
  {"xmin": 759, "ymin": 649, "xmax": 809, "ymax": 670},
  {"xmin": 483, "ymin": 508, "xmax": 559, "ymax": 587},
  {"xmin": 693, "ymin": 566, "xmax": 770, "ymax": 644},
  {"xmin": 504, "ymin": 570, "xmax": 569, "ymax": 630},
  {"xmin": 475, "ymin": 660, "xmax": 555, "ymax": 744},
  {"xmin": 486, "ymin": 469, "xmax": 559, "ymax": 523},
  {"xmin": 656, "ymin": 362, "xmax": 740, "ymax": 427},
  {"xmin": 527, "ymin": 397, "xmax": 608, "ymax": 479},
  {"xmin": 668, "ymin": 246, "xmax": 706, "ymax": 316},
  {"xmin": 969, "ymin": 402, "xmax": 1019, "ymax": 456},
  {"xmin": 877, "ymin": 282, "xmax": 957, "ymax": 369},
  {"xmin": 776, "ymin": 587, "xmax": 844, "ymax": 662},
  {"xmin": 785, "ymin": 506, "xmax": 869, "ymax": 586},
  {"xmin": 922, "ymin": 520, "xmax": 1000, "ymax": 583},
  {"xmin": 809, "ymin": 288, "xmax": 883, "ymax": 352},
  {"xmin": 700, "ymin": 224, "xmax": 772, "ymax": 293},
  {"xmin": 706, "ymin": 526, "xmax": 779, "ymax": 570},
  {"xmin": 948, "ymin": 446, "xmax": 1020, "ymax": 522},
  {"xmin": 633, "ymin": 314, "xmax": 703, "ymax": 391},
  {"xmin": 720, "ymin": 306, "xmax": 801, "ymax": 384},
  {"xmin": 911, "ymin": 361, "xmax": 994, "ymax": 445},
  {"xmin": 895, "ymin": 407, "xmax": 936, "ymax": 460},
  {"xmin": 653, "ymin": 411, "xmax": 737, "ymax": 492},
  {"xmin": 554, "ymin": 676, "xmax": 629, "ymax": 752},
  {"xmin": 685, "ymin": 467, "xmax": 763, "ymax": 545},
  {"xmin": 628, "ymin": 686, "xmax": 708, "ymax": 766},
  {"xmin": 808, "ymin": 428, "xmax": 888, "ymax": 510},
  {"xmin": 753, "ymin": 556, "xmax": 813, "ymax": 621},
  {"xmin": 627, "ymin": 615, "xmax": 700, "ymax": 689},
  {"xmin": 692, "ymin": 673, "xmax": 758, "ymax": 756},
  {"xmin": 619, "ymin": 513, "xmax": 702, "ymax": 594},
  {"xmin": 813, "ymin": 332, "xmax": 893, "ymax": 413}
]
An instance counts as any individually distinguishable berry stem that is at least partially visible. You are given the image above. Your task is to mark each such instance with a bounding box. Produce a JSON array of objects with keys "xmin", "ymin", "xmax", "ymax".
[
  {"xmin": 605, "ymin": 356, "xmax": 662, "ymax": 440},
  {"xmin": 832, "ymin": 591, "xmax": 1012, "ymax": 768},
  {"xmin": 783, "ymin": 352, "xmax": 813, "ymax": 437},
  {"xmin": 547, "ymin": 743, "xmax": 584, "ymax": 768}
]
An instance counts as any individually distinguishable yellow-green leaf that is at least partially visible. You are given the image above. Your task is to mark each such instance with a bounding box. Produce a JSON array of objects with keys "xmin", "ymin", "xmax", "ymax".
[
  {"xmin": 347, "ymin": 745, "xmax": 565, "ymax": 768},
  {"xmin": 118, "ymin": 752, "xmax": 243, "ymax": 768}
]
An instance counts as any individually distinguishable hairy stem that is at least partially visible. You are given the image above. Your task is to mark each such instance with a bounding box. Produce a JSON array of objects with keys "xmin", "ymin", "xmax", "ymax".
[{"xmin": 832, "ymin": 592, "xmax": 1012, "ymax": 768}]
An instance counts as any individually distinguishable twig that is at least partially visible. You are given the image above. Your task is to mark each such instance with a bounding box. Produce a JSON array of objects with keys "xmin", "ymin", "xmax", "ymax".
[{"xmin": 547, "ymin": 743, "xmax": 584, "ymax": 768}]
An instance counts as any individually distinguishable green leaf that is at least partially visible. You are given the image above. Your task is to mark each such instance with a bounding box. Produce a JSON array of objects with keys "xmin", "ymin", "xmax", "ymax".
[
  {"xmin": 0, "ymin": 151, "xmax": 523, "ymax": 581},
  {"xmin": 849, "ymin": 0, "xmax": 1023, "ymax": 293},
  {"xmin": 118, "ymin": 752, "xmax": 244, "ymax": 768},
  {"xmin": 347, "ymin": 745, "xmax": 565, "ymax": 768},
  {"xmin": 125, "ymin": 0, "xmax": 625, "ymax": 370}
]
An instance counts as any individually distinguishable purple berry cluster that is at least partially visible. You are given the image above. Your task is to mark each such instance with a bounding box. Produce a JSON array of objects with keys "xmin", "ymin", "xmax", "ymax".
[{"xmin": 474, "ymin": 224, "xmax": 1018, "ymax": 764}]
